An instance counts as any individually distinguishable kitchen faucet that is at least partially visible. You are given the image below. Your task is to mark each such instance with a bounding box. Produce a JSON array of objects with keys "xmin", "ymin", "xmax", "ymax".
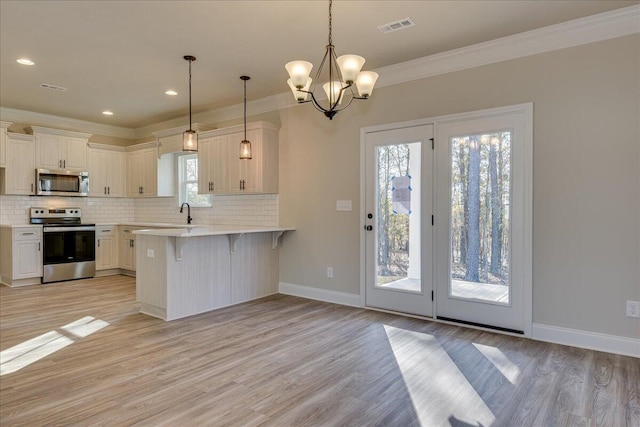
[{"xmin": 179, "ymin": 202, "xmax": 192, "ymax": 224}]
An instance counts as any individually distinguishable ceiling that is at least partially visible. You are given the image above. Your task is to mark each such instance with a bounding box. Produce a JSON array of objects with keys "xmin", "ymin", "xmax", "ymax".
[{"xmin": 1, "ymin": 0, "xmax": 637, "ymax": 129}]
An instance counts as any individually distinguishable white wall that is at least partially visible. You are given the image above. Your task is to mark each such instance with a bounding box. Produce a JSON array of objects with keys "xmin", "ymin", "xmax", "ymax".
[{"xmin": 278, "ymin": 34, "xmax": 640, "ymax": 340}]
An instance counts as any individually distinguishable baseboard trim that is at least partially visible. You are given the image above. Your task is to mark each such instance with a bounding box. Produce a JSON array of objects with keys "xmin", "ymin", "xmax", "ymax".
[
  {"xmin": 279, "ymin": 282, "xmax": 361, "ymax": 308},
  {"xmin": 532, "ymin": 323, "xmax": 639, "ymax": 358},
  {"xmin": 277, "ymin": 282, "xmax": 639, "ymax": 358}
]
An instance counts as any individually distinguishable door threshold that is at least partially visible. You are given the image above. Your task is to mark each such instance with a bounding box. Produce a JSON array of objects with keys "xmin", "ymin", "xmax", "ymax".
[
  {"xmin": 365, "ymin": 305, "xmax": 433, "ymax": 321},
  {"xmin": 436, "ymin": 316, "xmax": 524, "ymax": 335}
]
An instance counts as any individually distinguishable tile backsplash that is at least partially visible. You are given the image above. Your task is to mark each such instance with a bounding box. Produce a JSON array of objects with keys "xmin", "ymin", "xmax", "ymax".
[
  {"xmin": 0, "ymin": 194, "xmax": 278, "ymax": 226},
  {"xmin": 134, "ymin": 194, "xmax": 278, "ymax": 226},
  {"xmin": 0, "ymin": 195, "xmax": 135, "ymax": 224}
]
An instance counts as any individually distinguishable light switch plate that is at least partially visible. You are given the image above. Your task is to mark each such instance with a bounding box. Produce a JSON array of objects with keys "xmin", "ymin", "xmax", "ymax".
[
  {"xmin": 336, "ymin": 200, "xmax": 352, "ymax": 212},
  {"xmin": 147, "ymin": 249, "xmax": 154, "ymax": 258}
]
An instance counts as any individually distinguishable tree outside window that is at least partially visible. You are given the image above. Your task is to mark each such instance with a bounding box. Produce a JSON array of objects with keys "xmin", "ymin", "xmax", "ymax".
[{"xmin": 178, "ymin": 154, "xmax": 211, "ymax": 207}]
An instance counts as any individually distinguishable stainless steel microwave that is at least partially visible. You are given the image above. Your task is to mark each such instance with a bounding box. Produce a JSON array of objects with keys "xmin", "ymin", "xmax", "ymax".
[{"xmin": 36, "ymin": 169, "xmax": 89, "ymax": 197}]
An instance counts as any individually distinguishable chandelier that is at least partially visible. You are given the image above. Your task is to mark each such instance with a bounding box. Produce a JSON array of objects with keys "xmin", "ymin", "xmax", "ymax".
[{"xmin": 285, "ymin": 0, "xmax": 378, "ymax": 120}]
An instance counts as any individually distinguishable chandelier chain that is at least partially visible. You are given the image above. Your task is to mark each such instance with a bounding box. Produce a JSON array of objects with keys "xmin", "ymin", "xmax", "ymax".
[{"xmin": 328, "ymin": 0, "xmax": 332, "ymax": 46}]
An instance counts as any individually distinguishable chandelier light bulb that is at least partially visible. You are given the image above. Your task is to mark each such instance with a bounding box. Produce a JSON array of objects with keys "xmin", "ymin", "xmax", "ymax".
[
  {"xmin": 323, "ymin": 80, "xmax": 347, "ymax": 106},
  {"xmin": 336, "ymin": 55, "xmax": 365, "ymax": 83},
  {"xmin": 355, "ymin": 71, "xmax": 379, "ymax": 97},
  {"xmin": 285, "ymin": 61, "xmax": 313, "ymax": 88},
  {"xmin": 287, "ymin": 77, "xmax": 312, "ymax": 101}
]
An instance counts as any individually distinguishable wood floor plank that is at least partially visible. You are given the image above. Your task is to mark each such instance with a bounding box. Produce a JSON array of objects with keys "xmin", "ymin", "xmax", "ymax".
[{"xmin": 1, "ymin": 275, "xmax": 638, "ymax": 426}]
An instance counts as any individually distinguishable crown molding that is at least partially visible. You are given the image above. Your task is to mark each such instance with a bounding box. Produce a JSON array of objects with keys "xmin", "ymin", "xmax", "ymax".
[
  {"xmin": 2, "ymin": 6, "xmax": 637, "ymax": 140},
  {"xmin": 0, "ymin": 107, "xmax": 135, "ymax": 139},
  {"xmin": 374, "ymin": 4, "xmax": 640, "ymax": 88},
  {"xmin": 27, "ymin": 125, "xmax": 92, "ymax": 139}
]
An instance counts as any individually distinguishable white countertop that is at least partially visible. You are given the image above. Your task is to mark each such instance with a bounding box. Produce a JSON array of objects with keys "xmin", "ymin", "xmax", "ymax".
[
  {"xmin": 96, "ymin": 222, "xmax": 196, "ymax": 228},
  {"xmin": 132, "ymin": 225, "xmax": 295, "ymax": 237},
  {"xmin": 0, "ymin": 224, "xmax": 43, "ymax": 228}
]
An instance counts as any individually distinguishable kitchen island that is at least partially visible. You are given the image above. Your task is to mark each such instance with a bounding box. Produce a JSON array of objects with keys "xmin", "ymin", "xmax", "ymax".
[{"xmin": 133, "ymin": 225, "xmax": 293, "ymax": 321}]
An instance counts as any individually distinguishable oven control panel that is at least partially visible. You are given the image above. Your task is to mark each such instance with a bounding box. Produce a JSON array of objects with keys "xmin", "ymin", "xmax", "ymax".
[{"xmin": 30, "ymin": 207, "xmax": 82, "ymax": 219}]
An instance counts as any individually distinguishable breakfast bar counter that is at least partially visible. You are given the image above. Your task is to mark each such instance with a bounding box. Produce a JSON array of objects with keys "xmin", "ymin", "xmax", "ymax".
[{"xmin": 133, "ymin": 226, "xmax": 294, "ymax": 321}]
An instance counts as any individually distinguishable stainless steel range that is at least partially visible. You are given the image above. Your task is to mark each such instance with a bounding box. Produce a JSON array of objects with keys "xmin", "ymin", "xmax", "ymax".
[{"xmin": 30, "ymin": 208, "xmax": 96, "ymax": 283}]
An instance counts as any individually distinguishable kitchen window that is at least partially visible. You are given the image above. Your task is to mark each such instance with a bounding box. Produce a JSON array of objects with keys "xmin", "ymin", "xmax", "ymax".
[{"xmin": 178, "ymin": 154, "xmax": 211, "ymax": 207}]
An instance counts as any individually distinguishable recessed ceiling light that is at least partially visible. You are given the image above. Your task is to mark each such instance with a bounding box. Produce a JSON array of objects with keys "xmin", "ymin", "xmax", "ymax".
[
  {"xmin": 17, "ymin": 58, "xmax": 35, "ymax": 65},
  {"xmin": 102, "ymin": 111, "xmax": 114, "ymax": 116},
  {"xmin": 165, "ymin": 90, "xmax": 178, "ymax": 96}
]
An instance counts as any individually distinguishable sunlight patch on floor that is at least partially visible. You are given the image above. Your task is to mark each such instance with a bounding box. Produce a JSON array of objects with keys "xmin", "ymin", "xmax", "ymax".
[
  {"xmin": 0, "ymin": 316, "xmax": 109, "ymax": 376},
  {"xmin": 384, "ymin": 324, "xmax": 496, "ymax": 427},
  {"xmin": 61, "ymin": 316, "xmax": 109, "ymax": 338},
  {"xmin": 473, "ymin": 343, "xmax": 521, "ymax": 385}
]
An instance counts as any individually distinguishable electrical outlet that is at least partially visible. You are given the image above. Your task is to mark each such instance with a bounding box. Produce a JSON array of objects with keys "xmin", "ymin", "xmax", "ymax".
[
  {"xmin": 327, "ymin": 267, "xmax": 333, "ymax": 279},
  {"xmin": 147, "ymin": 249, "xmax": 154, "ymax": 258},
  {"xmin": 626, "ymin": 300, "xmax": 640, "ymax": 318}
]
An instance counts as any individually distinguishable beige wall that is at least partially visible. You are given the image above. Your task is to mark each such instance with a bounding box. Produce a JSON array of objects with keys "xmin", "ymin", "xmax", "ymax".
[{"xmin": 278, "ymin": 34, "xmax": 640, "ymax": 339}]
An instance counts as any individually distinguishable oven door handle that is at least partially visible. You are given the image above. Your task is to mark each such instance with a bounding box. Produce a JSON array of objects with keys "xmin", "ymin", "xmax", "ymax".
[{"xmin": 43, "ymin": 226, "xmax": 96, "ymax": 232}]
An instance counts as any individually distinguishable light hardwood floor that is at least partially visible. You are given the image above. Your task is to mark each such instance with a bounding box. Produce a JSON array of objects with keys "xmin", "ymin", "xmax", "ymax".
[{"xmin": 1, "ymin": 276, "xmax": 638, "ymax": 426}]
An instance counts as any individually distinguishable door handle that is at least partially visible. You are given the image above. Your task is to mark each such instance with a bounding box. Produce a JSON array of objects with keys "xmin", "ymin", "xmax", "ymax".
[
  {"xmin": 98, "ymin": 239, "xmax": 100, "ymax": 247},
  {"xmin": 63, "ymin": 160, "xmax": 66, "ymax": 168},
  {"xmin": 107, "ymin": 186, "xmax": 110, "ymax": 195},
  {"xmin": 365, "ymin": 225, "xmax": 373, "ymax": 231},
  {"xmin": 38, "ymin": 242, "xmax": 41, "ymax": 251}
]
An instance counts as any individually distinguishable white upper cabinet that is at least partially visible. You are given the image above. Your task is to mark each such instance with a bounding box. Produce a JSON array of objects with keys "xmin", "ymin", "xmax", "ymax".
[
  {"xmin": 87, "ymin": 143, "xmax": 126, "ymax": 197},
  {"xmin": 28, "ymin": 126, "xmax": 92, "ymax": 171},
  {"xmin": 198, "ymin": 135, "xmax": 229, "ymax": 194},
  {"xmin": 199, "ymin": 121, "xmax": 279, "ymax": 195},
  {"xmin": 126, "ymin": 142, "xmax": 174, "ymax": 198},
  {"xmin": 0, "ymin": 121, "xmax": 11, "ymax": 167},
  {"xmin": 1, "ymin": 133, "xmax": 36, "ymax": 195}
]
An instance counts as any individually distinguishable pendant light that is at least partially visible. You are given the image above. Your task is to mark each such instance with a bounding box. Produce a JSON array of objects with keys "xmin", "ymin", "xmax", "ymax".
[
  {"xmin": 239, "ymin": 75, "xmax": 252, "ymax": 160},
  {"xmin": 182, "ymin": 55, "xmax": 198, "ymax": 152},
  {"xmin": 285, "ymin": 0, "xmax": 378, "ymax": 120}
]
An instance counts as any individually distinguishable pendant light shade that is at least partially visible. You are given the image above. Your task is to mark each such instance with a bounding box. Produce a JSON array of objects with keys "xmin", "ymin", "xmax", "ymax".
[
  {"xmin": 182, "ymin": 55, "xmax": 198, "ymax": 152},
  {"xmin": 239, "ymin": 75, "xmax": 252, "ymax": 160}
]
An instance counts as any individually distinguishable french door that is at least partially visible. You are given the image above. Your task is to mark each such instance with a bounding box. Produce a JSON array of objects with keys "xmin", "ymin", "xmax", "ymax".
[
  {"xmin": 362, "ymin": 105, "xmax": 532, "ymax": 334},
  {"xmin": 435, "ymin": 107, "xmax": 532, "ymax": 334},
  {"xmin": 363, "ymin": 125, "xmax": 434, "ymax": 317}
]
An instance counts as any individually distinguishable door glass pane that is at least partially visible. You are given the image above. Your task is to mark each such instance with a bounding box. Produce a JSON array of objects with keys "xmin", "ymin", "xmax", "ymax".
[
  {"xmin": 450, "ymin": 132, "xmax": 511, "ymax": 303},
  {"xmin": 376, "ymin": 142, "xmax": 421, "ymax": 292}
]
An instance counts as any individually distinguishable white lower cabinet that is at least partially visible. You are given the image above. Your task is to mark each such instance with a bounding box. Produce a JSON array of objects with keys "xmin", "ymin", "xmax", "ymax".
[
  {"xmin": 0, "ymin": 226, "xmax": 43, "ymax": 287},
  {"xmin": 120, "ymin": 227, "xmax": 138, "ymax": 273},
  {"xmin": 96, "ymin": 226, "xmax": 119, "ymax": 271}
]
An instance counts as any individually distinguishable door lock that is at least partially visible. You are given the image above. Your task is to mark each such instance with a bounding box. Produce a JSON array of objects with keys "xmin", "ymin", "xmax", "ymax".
[
  {"xmin": 367, "ymin": 213, "xmax": 373, "ymax": 219},
  {"xmin": 365, "ymin": 225, "xmax": 373, "ymax": 231}
]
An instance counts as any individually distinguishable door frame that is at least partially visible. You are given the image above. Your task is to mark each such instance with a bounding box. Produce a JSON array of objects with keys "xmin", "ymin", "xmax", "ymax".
[{"xmin": 360, "ymin": 103, "xmax": 533, "ymax": 337}]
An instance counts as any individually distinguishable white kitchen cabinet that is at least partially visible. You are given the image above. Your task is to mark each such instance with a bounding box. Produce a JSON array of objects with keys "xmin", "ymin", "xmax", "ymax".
[
  {"xmin": 0, "ymin": 121, "xmax": 11, "ymax": 167},
  {"xmin": 126, "ymin": 142, "xmax": 174, "ymax": 198},
  {"xmin": 0, "ymin": 226, "xmax": 43, "ymax": 287},
  {"xmin": 29, "ymin": 126, "xmax": 92, "ymax": 171},
  {"xmin": 120, "ymin": 227, "xmax": 137, "ymax": 273},
  {"xmin": 198, "ymin": 135, "xmax": 228, "ymax": 193},
  {"xmin": 96, "ymin": 226, "xmax": 119, "ymax": 271},
  {"xmin": 87, "ymin": 144, "xmax": 126, "ymax": 197},
  {"xmin": 0, "ymin": 133, "xmax": 36, "ymax": 195},
  {"xmin": 198, "ymin": 121, "xmax": 279, "ymax": 195}
]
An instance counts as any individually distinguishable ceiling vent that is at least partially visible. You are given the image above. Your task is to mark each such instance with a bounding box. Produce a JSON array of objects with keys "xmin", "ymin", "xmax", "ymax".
[
  {"xmin": 39, "ymin": 83, "xmax": 67, "ymax": 91},
  {"xmin": 377, "ymin": 18, "xmax": 415, "ymax": 34}
]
